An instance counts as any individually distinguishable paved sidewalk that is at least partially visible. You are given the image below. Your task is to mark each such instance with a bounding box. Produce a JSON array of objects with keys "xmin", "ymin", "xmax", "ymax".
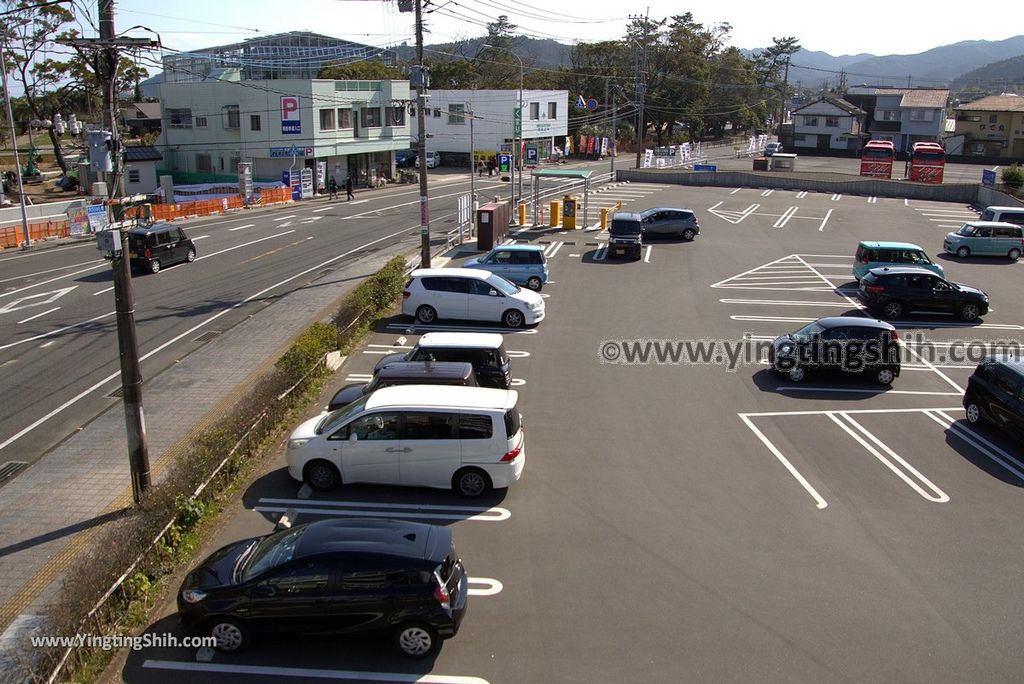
[{"xmin": 0, "ymin": 229, "xmax": 423, "ymax": 670}]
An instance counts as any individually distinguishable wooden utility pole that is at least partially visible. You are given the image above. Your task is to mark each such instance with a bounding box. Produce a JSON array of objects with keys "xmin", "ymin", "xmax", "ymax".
[{"xmin": 414, "ymin": 0, "xmax": 431, "ymax": 268}]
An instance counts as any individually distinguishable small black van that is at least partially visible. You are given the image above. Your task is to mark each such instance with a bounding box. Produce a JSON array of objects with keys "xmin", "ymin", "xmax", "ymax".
[
  {"xmin": 608, "ymin": 212, "xmax": 643, "ymax": 260},
  {"xmin": 964, "ymin": 355, "xmax": 1024, "ymax": 440},
  {"xmin": 127, "ymin": 223, "xmax": 196, "ymax": 274},
  {"xmin": 373, "ymin": 333, "xmax": 512, "ymax": 389},
  {"xmin": 327, "ymin": 361, "xmax": 478, "ymax": 411}
]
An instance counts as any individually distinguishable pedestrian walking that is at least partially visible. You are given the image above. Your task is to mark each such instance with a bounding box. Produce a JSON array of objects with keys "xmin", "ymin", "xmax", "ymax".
[
  {"xmin": 345, "ymin": 176, "xmax": 354, "ymax": 201},
  {"xmin": 328, "ymin": 177, "xmax": 338, "ymax": 199}
]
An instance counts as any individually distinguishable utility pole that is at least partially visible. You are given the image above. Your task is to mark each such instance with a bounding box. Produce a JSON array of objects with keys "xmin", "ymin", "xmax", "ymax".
[
  {"xmin": 468, "ymin": 104, "xmax": 475, "ymax": 237},
  {"xmin": 62, "ymin": 1, "xmax": 159, "ymax": 504},
  {"xmin": 413, "ymin": 0, "xmax": 430, "ymax": 267},
  {"xmin": 778, "ymin": 55, "xmax": 791, "ymax": 138},
  {"xmin": 632, "ymin": 11, "xmax": 649, "ymax": 170},
  {"xmin": 0, "ymin": 39, "xmax": 31, "ymax": 248},
  {"xmin": 610, "ymin": 88, "xmax": 616, "ymax": 175}
]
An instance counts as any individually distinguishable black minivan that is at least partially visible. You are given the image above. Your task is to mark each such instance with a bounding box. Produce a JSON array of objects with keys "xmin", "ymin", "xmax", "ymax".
[
  {"xmin": 127, "ymin": 223, "xmax": 196, "ymax": 274},
  {"xmin": 327, "ymin": 361, "xmax": 478, "ymax": 411},
  {"xmin": 963, "ymin": 355, "xmax": 1024, "ymax": 440},
  {"xmin": 373, "ymin": 333, "xmax": 512, "ymax": 389},
  {"xmin": 178, "ymin": 518, "xmax": 468, "ymax": 658}
]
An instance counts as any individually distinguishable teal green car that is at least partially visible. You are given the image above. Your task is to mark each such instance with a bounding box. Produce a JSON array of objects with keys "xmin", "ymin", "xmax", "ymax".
[
  {"xmin": 853, "ymin": 241, "xmax": 944, "ymax": 281},
  {"xmin": 943, "ymin": 221, "xmax": 1023, "ymax": 261}
]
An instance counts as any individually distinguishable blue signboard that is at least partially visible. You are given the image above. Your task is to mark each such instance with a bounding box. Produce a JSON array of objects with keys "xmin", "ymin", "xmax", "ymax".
[
  {"xmin": 525, "ymin": 145, "xmax": 538, "ymax": 166},
  {"xmin": 693, "ymin": 164, "xmax": 717, "ymax": 172},
  {"xmin": 982, "ymin": 168, "xmax": 996, "ymax": 187},
  {"xmin": 498, "ymin": 154, "xmax": 511, "ymax": 173}
]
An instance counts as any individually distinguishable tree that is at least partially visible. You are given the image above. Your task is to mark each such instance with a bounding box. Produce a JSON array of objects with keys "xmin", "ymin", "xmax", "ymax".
[
  {"xmin": 753, "ymin": 36, "xmax": 801, "ymax": 131},
  {"xmin": 318, "ymin": 59, "xmax": 403, "ymax": 80}
]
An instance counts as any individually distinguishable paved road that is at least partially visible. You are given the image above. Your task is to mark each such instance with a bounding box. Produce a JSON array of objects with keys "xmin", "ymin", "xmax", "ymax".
[{"xmin": 121, "ymin": 180, "xmax": 1024, "ymax": 683}]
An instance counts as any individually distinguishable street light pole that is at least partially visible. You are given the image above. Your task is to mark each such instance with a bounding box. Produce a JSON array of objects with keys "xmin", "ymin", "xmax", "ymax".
[
  {"xmin": 0, "ymin": 39, "xmax": 32, "ymax": 248},
  {"xmin": 483, "ymin": 44, "xmax": 523, "ymax": 213}
]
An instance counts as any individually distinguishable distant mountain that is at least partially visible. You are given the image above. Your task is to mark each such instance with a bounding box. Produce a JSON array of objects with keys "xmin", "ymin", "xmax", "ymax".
[
  {"xmin": 139, "ymin": 72, "xmax": 163, "ymax": 99},
  {"xmin": 841, "ymin": 37, "xmax": 1024, "ymax": 87},
  {"xmin": 950, "ymin": 53, "xmax": 1024, "ymax": 94},
  {"xmin": 741, "ymin": 48, "xmax": 872, "ymax": 89}
]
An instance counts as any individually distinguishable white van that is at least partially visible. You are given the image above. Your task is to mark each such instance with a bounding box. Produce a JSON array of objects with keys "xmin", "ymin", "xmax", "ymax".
[
  {"xmin": 402, "ymin": 267, "xmax": 545, "ymax": 328},
  {"xmin": 286, "ymin": 385, "xmax": 525, "ymax": 497},
  {"xmin": 979, "ymin": 205, "xmax": 1024, "ymax": 227}
]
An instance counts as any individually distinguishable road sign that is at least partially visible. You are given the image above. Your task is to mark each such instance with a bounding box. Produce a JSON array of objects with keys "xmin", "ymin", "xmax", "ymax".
[
  {"xmin": 499, "ymin": 154, "xmax": 511, "ymax": 173},
  {"xmin": 586, "ymin": 98, "xmax": 599, "ymax": 111},
  {"xmin": 525, "ymin": 145, "xmax": 538, "ymax": 167},
  {"xmin": 982, "ymin": 168, "xmax": 996, "ymax": 187},
  {"xmin": 693, "ymin": 164, "xmax": 717, "ymax": 172},
  {"xmin": 575, "ymin": 95, "xmax": 586, "ymax": 109},
  {"xmin": 513, "ymin": 107, "xmax": 522, "ymax": 137}
]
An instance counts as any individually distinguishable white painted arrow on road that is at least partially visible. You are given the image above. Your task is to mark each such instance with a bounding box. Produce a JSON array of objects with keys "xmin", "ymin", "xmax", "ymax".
[{"xmin": 0, "ymin": 286, "xmax": 77, "ymax": 315}]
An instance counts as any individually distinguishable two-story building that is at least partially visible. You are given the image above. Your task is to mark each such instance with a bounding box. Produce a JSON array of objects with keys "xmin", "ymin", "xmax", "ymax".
[
  {"xmin": 845, "ymin": 87, "xmax": 949, "ymax": 153},
  {"xmin": 410, "ymin": 90, "xmax": 568, "ymax": 165},
  {"xmin": 790, "ymin": 97, "xmax": 866, "ymax": 152},
  {"xmin": 157, "ymin": 75, "xmax": 411, "ymax": 188},
  {"xmin": 953, "ymin": 95, "xmax": 1024, "ymax": 159}
]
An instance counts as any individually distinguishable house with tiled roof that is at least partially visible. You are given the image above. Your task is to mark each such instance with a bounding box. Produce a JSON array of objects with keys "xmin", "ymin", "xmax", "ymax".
[
  {"xmin": 120, "ymin": 102, "xmax": 162, "ymax": 137},
  {"xmin": 953, "ymin": 94, "xmax": 1024, "ymax": 158},
  {"xmin": 123, "ymin": 145, "xmax": 162, "ymax": 195},
  {"xmin": 791, "ymin": 96, "xmax": 867, "ymax": 152},
  {"xmin": 845, "ymin": 87, "xmax": 949, "ymax": 153}
]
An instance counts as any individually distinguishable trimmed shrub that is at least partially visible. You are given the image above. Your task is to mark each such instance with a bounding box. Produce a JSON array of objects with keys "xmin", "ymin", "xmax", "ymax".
[{"xmin": 1001, "ymin": 164, "xmax": 1024, "ymax": 191}]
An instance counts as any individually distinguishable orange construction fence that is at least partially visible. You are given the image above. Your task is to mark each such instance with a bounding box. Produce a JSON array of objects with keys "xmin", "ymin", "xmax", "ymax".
[{"xmin": 0, "ymin": 219, "xmax": 71, "ymax": 249}]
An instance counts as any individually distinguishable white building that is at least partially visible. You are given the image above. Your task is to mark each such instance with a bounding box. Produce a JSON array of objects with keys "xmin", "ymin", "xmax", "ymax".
[
  {"xmin": 791, "ymin": 97, "xmax": 866, "ymax": 152},
  {"xmin": 411, "ymin": 89, "xmax": 568, "ymax": 165},
  {"xmin": 157, "ymin": 75, "xmax": 411, "ymax": 188},
  {"xmin": 123, "ymin": 145, "xmax": 162, "ymax": 194}
]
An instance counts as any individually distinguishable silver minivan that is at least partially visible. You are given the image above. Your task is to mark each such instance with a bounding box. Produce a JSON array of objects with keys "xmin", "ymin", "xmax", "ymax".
[
  {"xmin": 287, "ymin": 385, "xmax": 525, "ymax": 497},
  {"xmin": 944, "ymin": 221, "xmax": 1024, "ymax": 261}
]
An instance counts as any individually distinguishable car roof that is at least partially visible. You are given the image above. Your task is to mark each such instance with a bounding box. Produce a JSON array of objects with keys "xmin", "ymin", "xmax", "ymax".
[
  {"xmin": 364, "ymin": 385, "xmax": 518, "ymax": 410},
  {"xmin": 959, "ymin": 221, "xmax": 1021, "ymax": 229},
  {"xmin": 815, "ymin": 316, "xmax": 894, "ymax": 330},
  {"xmin": 866, "ymin": 266, "xmax": 942, "ymax": 276},
  {"xmin": 641, "ymin": 207, "xmax": 694, "ymax": 214},
  {"xmin": 294, "ymin": 518, "xmax": 448, "ymax": 562},
  {"xmin": 411, "ymin": 267, "xmax": 491, "ymax": 279},
  {"xmin": 857, "ymin": 241, "xmax": 925, "ymax": 250},
  {"xmin": 417, "ymin": 332, "xmax": 504, "ymax": 348},
  {"xmin": 611, "ymin": 212, "xmax": 642, "ymax": 221},
  {"xmin": 488, "ymin": 244, "xmax": 544, "ymax": 252},
  {"xmin": 982, "ymin": 206, "xmax": 1024, "ymax": 213},
  {"xmin": 980, "ymin": 353, "xmax": 1024, "ymax": 377},
  {"xmin": 128, "ymin": 222, "xmax": 177, "ymax": 236},
  {"xmin": 376, "ymin": 361, "xmax": 474, "ymax": 379}
]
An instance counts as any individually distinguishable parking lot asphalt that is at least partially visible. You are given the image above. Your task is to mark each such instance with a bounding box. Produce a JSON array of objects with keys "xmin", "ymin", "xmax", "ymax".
[{"xmin": 124, "ymin": 181, "xmax": 1024, "ymax": 684}]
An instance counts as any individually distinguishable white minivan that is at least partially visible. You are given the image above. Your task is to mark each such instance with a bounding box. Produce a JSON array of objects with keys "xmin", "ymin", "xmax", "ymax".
[
  {"xmin": 286, "ymin": 385, "xmax": 525, "ymax": 497},
  {"xmin": 402, "ymin": 268, "xmax": 545, "ymax": 328}
]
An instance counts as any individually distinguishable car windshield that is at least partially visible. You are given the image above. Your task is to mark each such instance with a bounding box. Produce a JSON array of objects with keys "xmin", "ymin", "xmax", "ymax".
[
  {"xmin": 610, "ymin": 220, "xmax": 641, "ymax": 236},
  {"xmin": 242, "ymin": 526, "xmax": 307, "ymax": 582},
  {"xmin": 956, "ymin": 225, "xmax": 975, "ymax": 236},
  {"xmin": 317, "ymin": 395, "xmax": 369, "ymax": 435},
  {"xmin": 791, "ymin": 321, "xmax": 827, "ymax": 343},
  {"xmin": 485, "ymin": 274, "xmax": 519, "ymax": 295}
]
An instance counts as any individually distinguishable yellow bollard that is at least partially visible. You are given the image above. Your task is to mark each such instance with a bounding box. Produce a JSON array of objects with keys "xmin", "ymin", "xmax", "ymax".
[
  {"xmin": 549, "ymin": 201, "xmax": 560, "ymax": 227},
  {"xmin": 601, "ymin": 207, "xmax": 609, "ymax": 230},
  {"xmin": 518, "ymin": 202, "xmax": 527, "ymax": 226}
]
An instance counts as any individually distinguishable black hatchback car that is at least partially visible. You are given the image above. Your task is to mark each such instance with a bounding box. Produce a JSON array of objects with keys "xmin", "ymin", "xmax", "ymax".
[
  {"xmin": 963, "ymin": 355, "xmax": 1024, "ymax": 440},
  {"xmin": 768, "ymin": 316, "xmax": 901, "ymax": 385},
  {"xmin": 178, "ymin": 518, "xmax": 468, "ymax": 658},
  {"xmin": 857, "ymin": 267, "xmax": 989, "ymax": 321},
  {"xmin": 127, "ymin": 223, "xmax": 196, "ymax": 274}
]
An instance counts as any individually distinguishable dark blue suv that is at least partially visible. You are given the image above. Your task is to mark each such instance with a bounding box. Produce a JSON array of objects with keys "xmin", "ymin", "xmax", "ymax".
[{"xmin": 964, "ymin": 355, "xmax": 1024, "ymax": 441}]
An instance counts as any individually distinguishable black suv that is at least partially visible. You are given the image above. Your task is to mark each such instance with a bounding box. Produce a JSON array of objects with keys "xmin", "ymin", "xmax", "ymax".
[
  {"xmin": 768, "ymin": 316, "xmax": 901, "ymax": 385},
  {"xmin": 178, "ymin": 518, "xmax": 468, "ymax": 658},
  {"xmin": 963, "ymin": 355, "xmax": 1024, "ymax": 440},
  {"xmin": 608, "ymin": 212, "xmax": 643, "ymax": 260},
  {"xmin": 373, "ymin": 335, "xmax": 512, "ymax": 389},
  {"xmin": 127, "ymin": 223, "xmax": 196, "ymax": 274},
  {"xmin": 857, "ymin": 267, "xmax": 989, "ymax": 321}
]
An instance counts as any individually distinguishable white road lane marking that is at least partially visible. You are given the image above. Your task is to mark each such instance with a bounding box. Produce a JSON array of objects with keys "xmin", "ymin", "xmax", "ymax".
[
  {"xmin": 926, "ymin": 410, "xmax": 1024, "ymax": 481},
  {"xmin": 16, "ymin": 307, "xmax": 60, "ymax": 324},
  {"xmin": 228, "ymin": 223, "xmax": 255, "ymax": 231},
  {"xmin": 467, "ymin": 577, "xmax": 503, "ymax": 596},
  {"xmin": 739, "ymin": 414, "xmax": 828, "ymax": 510},
  {"xmin": 818, "ymin": 208, "xmax": 833, "ymax": 231},
  {"xmin": 141, "ymin": 661, "xmax": 490, "ymax": 684},
  {"xmin": 311, "ymin": 206, "xmax": 335, "ymax": 213},
  {"xmin": 255, "ymin": 497, "xmax": 511, "ymax": 522},
  {"xmin": 644, "ymin": 245, "xmax": 652, "ymax": 263},
  {"xmin": 272, "ymin": 214, "xmax": 296, "ymax": 221}
]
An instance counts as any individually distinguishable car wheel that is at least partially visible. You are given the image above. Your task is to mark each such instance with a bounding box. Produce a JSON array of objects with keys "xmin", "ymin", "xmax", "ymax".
[
  {"xmin": 453, "ymin": 467, "xmax": 492, "ymax": 498},
  {"xmin": 875, "ymin": 367, "xmax": 896, "ymax": 385},
  {"xmin": 956, "ymin": 246, "xmax": 970, "ymax": 258},
  {"xmin": 502, "ymin": 309, "xmax": 525, "ymax": 328},
  {"xmin": 787, "ymin": 366, "xmax": 806, "ymax": 383},
  {"xmin": 208, "ymin": 617, "xmax": 248, "ymax": 653},
  {"xmin": 304, "ymin": 460, "xmax": 341, "ymax": 491},
  {"xmin": 959, "ymin": 303, "xmax": 981, "ymax": 322},
  {"xmin": 186, "ymin": 248, "xmax": 196, "ymax": 263},
  {"xmin": 965, "ymin": 400, "xmax": 983, "ymax": 425},
  {"xmin": 882, "ymin": 300, "xmax": 904, "ymax": 319},
  {"xmin": 149, "ymin": 259, "xmax": 161, "ymax": 274},
  {"xmin": 1008, "ymin": 248, "xmax": 1021, "ymax": 261},
  {"xmin": 394, "ymin": 622, "xmax": 439, "ymax": 658},
  {"xmin": 416, "ymin": 305, "xmax": 437, "ymax": 324},
  {"xmin": 526, "ymin": 276, "xmax": 543, "ymax": 291},
  {"xmin": 682, "ymin": 228, "xmax": 696, "ymax": 241}
]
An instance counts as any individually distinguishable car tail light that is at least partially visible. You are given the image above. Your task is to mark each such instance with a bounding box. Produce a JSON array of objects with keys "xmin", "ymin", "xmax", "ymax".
[
  {"xmin": 865, "ymin": 285, "xmax": 884, "ymax": 294},
  {"xmin": 500, "ymin": 444, "xmax": 521, "ymax": 462},
  {"xmin": 402, "ymin": 290, "xmax": 411, "ymax": 299},
  {"xmin": 891, "ymin": 331, "xmax": 901, "ymax": 346},
  {"xmin": 433, "ymin": 575, "xmax": 450, "ymax": 609},
  {"xmin": 144, "ymin": 247, "xmax": 152, "ymax": 259}
]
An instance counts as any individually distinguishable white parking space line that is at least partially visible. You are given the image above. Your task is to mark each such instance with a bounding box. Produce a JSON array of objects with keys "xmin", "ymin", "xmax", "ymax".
[
  {"xmin": 827, "ymin": 413, "xmax": 949, "ymax": 503},
  {"xmin": 228, "ymin": 223, "xmax": 255, "ymax": 232},
  {"xmin": 818, "ymin": 208, "xmax": 833, "ymax": 232},
  {"xmin": 255, "ymin": 497, "xmax": 512, "ymax": 521},
  {"xmin": 777, "ymin": 387, "xmax": 963, "ymax": 397},
  {"xmin": 730, "ymin": 187, "xmax": 743, "ymax": 194},
  {"xmin": 761, "ymin": 189, "xmax": 774, "ymax": 197},
  {"xmin": 796, "ymin": 191, "xmax": 808, "ymax": 198},
  {"xmin": 719, "ymin": 298, "xmax": 856, "ymax": 308},
  {"xmin": 925, "ymin": 411, "xmax": 1024, "ymax": 481},
  {"xmin": 644, "ymin": 245, "xmax": 652, "ymax": 263},
  {"xmin": 594, "ymin": 245, "xmax": 607, "ymax": 261},
  {"xmin": 544, "ymin": 241, "xmax": 564, "ymax": 258},
  {"xmin": 772, "ymin": 206, "xmax": 798, "ymax": 228},
  {"xmin": 367, "ymin": 343, "xmax": 413, "ymax": 349},
  {"xmin": 831, "ymin": 194, "xmax": 842, "ymax": 201},
  {"xmin": 868, "ymin": 197, "xmax": 877, "ymax": 204},
  {"xmin": 739, "ymin": 415, "xmax": 828, "ymax": 509},
  {"xmin": 467, "ymin": 577, "xmax": 503, "ymax": 596},
  {"xmin": 16, "ymin": 307, "xmax": 59, "ymax": 324},
  {"xmin": 382, "ymin": 323, "xmax": 538, "ymax": 334},
  {"xmin": 141, "ymin": 661, "xmax": 490, "ymax": 684}
]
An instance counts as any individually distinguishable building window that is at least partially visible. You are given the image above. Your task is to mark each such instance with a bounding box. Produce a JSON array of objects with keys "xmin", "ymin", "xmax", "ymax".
[
  {"xmin": 229, "ymin": 156, "xmax": 240, "ymax": 170},
  {"xmin": 218, "ymin": 157, "xmax": 224, "ymax": 171},
  {"xmin": 989, "ymin": 114, "xmax": 998, "ymax": 124},
  {"xmin": 319, "ymin": 109, "xmax": 336, "ymax": 131},
  {"xmin": 194, "ymin": 115, "xmax": 208, "ymax": 128},
  {"xmin": 338, "ymin": 109, "xmax": 352, "ymax": 129},
  {"xmin": 433, "ymin": 108, "xmax": 441, "ymax": 118},
  {"xmin": 166, "ymin": 108, "xmax": 192, "ymax": 128},
  {"xmin": 448, "ymin": 103, "xmax": 465, "ymax": 125},
  {"xmin": 196, "ymin": 154, "xmax": 212, "ymax": 173},
  {"xmin": 127, "ymin": 168, "xmax": 140, "ymax": 183},
  {"xmin": 956, "ymin": 114, "xmax": 981, "ymax": 122},
  {"xmin": 803, "ymin": 116, "xmax": 818, "ymax": 126},
  {"xmin": 529, "ymin": 102, "xmax": 540, "ymax": 120},
  {"xmin": 389, "ymin": 106, "xmax": 405, "ymax": 126},
  {"xmin": 409, "ymin": 105, "xmax": 416, "ymax": 117},
  {"xmin": 910, "ymin": 109, "xmax": 934, "ymax": 122},
  {"xmin": 223, "ymin": 105, "xmax": 240, "ymax": 130},
  {"xmin": 548, "ymin": 102, "xmax": 557, "ymax": 119},
  {"xmin": 879, "ymin": 110, "xmax": 899, "ymax": 122},
  {"xmin": 250, "ymin": 115, "xmax": 261, "ymax": 131},
  {"xmin": 361, "ymin": 107, "xmax": 381, "ymax": 127},
  {"xmin": 825, "ymin": 116, "xmax": 839, "ymax": 127}
]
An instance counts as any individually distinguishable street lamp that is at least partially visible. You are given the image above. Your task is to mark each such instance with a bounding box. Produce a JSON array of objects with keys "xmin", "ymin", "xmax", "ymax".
[{"xmin": 483, "ymin": 44, "xmax": 523, "ymax": 213}]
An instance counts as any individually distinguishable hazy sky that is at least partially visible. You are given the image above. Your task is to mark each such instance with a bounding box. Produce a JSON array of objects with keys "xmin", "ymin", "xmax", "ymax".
[{"xmin": 109, "ymin": 0, "xmax": 1023, "ymax": 63}]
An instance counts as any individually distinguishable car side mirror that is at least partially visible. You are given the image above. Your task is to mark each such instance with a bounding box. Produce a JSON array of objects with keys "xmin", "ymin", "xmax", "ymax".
[
  {"xmin": 348, "ymin": 432, "xmax": 358, "ymax": 442},
  {"xmin": 489, "ymin": 289, "xmax": 499, "ymax": 296}
]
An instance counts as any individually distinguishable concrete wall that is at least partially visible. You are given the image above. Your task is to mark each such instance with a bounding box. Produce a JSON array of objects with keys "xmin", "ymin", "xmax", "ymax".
[
  {"xmin": 0, "ymin": 198, "xmax": 88, "ymax": 230},
  {"xmin": 976, "ymin": 185, "xmax": 1024, "ymax": 209},
  {"xmin": 614, "ymin": 168, "xmax": 980, "ymax": 203}
]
